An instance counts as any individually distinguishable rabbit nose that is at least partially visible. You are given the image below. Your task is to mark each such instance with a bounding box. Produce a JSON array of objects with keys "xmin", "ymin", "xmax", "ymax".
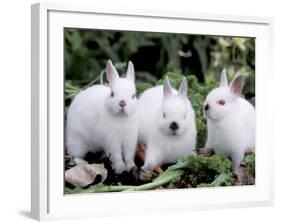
[
  {"xmin": 204, "ymin": 104, "xmax": 209, "ymax": 111},
  {"xmin": 170, "ymin": 121, "xmax": 179, "ymax": 130},
  {"xmin": 119, "ymin": 100, "xmax": 126, "ymax": 108}
]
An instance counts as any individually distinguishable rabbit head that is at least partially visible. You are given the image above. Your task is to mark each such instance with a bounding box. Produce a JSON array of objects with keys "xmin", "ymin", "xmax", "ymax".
[
  {"xmin": 105, "ymin": 60, "xmax": 137, "ymax": 116},
  {"xmin": 204, "ymin": 69, "xmax": 245, "ymax": 121},
  {"xmin": 157, "ymin": 77, "xmax": 193, "ymax": 136}
]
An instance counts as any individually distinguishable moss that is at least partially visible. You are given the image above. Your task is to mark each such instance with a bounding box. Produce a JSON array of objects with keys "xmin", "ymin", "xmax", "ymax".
[
  {"xmin": 197, "ymin": 173, "xmax": 234, "ymax": 187},
  {"xmin": 65, "ymin": 154, "xmax": 235, "ymax": 194},
  {"xmin": 136, "ymin": 82, "xmax": 153, "ymax": 96},
  {"xmin": 185, "ymin": 154, "xmax": 234, "ymax": 187},
  {"xmin": 156, "ymin": 72, "xmax": 184, "ymax": 88},
  {"xmin": 242, "ymin": 153, "xmax": 255, "ymax": 177}
]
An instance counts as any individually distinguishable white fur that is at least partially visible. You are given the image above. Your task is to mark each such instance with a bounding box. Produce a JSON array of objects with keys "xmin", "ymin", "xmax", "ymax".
[
  {"xmin": 204, "ymin": 70, "xmax": 256, "ymax": 168},
  {"xmin": 66, "ymin": 60, "xmax": 138, "ymax": 174},
  {"xmin": 138, "ymin": 77, "xmax": 197, "ymax": 170}
]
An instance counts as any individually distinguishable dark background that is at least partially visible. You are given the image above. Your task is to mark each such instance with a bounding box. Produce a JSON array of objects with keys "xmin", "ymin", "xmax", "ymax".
[{"xmin": 64, "ymin": 28, "xmax": 255, "ymax": 99}]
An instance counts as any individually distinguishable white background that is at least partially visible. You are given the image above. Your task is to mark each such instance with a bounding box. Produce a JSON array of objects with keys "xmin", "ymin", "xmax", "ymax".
[{"xmin": 0, "ymin": 0, "xmax": 279, "ymax": 223}]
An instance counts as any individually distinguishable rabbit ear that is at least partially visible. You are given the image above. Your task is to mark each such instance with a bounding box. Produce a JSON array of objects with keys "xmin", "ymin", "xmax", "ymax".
[
  {"xmin": 230, "ymin": 75, "xmax": 245, "ymax": 96},
  {"xmin": 220, "ymin": 69, "xmax": 228, "ymax": 87},
  {"xmin": 106, "ymin": 60, "xmax": 119, "ymax": 83},
  {"xmin": 126, "ymin": 61, "xmax": 135, "ymax": 82},
  {"xmin": 178, "ymin": 77, "xmax": 188, "ymax": 97},
  {"xmin": 163, "ymin": 76, "xmax": 173, "ymax": 97}
]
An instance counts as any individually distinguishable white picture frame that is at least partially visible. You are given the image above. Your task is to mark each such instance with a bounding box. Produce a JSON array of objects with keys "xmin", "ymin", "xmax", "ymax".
[{"xmin": 31, "ymin": 2, "xmax": 274, "ymax": 221}]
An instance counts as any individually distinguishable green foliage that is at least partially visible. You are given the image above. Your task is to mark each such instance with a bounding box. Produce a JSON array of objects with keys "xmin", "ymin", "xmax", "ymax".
[
  {"xmin": 65, "ymin": 29, "xmax": 255, "ymax": 96},
  {"xmin": 185, "ymin": 154, "xmax": 234, "ymax": 187},
  {"xmin": 64, "ymin": 155, "xmax": 76, "ymax": 170},
  {"xmin": 65, "ymin": 81, "xmax": 80, "ymax": 100},
  {"xmin": 133, "ymin": 153, "xmax": 234, "ymax": 190},
  {"xmin": 187, "ymin": 76, "xmax": 217, "ymax": 148},
  {"xmin": 197, "ymin": 173, "xmax": 234, "ymax": 188},
  {"xmin": 65, "ymin": 154, "xmax": 235, "ymax": 194},
  {"xmin": 206, "ymin": 37, "xmax": 255, "ymax": 91},
  {"xmin": 126, "ymin": 157, "xmax": 189, "ymax": 191},
  {"xmin": 242, "ymin": 153, "xmax": 255, "ymax": 177},
  {"xmin": 136, "ymin": 82, "xmax": 153, "ymax": 96}
]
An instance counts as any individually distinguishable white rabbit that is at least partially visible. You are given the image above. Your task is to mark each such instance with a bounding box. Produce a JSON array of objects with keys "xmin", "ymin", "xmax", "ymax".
[
  {"xmin": 204, "ymin": 69, "xmax": 256, "ymax": 168},
  {"xmin": 138, "ymin": 77, "xmax": 197, "ymax": 171},
  {"xmin": 66, "ymin": 60, "xmax": 138, "ymax": 174}
]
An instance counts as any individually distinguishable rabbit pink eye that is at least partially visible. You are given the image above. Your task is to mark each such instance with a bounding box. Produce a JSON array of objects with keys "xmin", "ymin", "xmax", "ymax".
[
  {"xmin": 163, "ymin": 112, "xmax": 166, "ymax": 119},
  {"xmin": 111, "ymin": 92, "xmax": 114, "ymax": 97},
  {"xmin": 217, "ymin": 99, "xmax": 225, "ymax": 105}
]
